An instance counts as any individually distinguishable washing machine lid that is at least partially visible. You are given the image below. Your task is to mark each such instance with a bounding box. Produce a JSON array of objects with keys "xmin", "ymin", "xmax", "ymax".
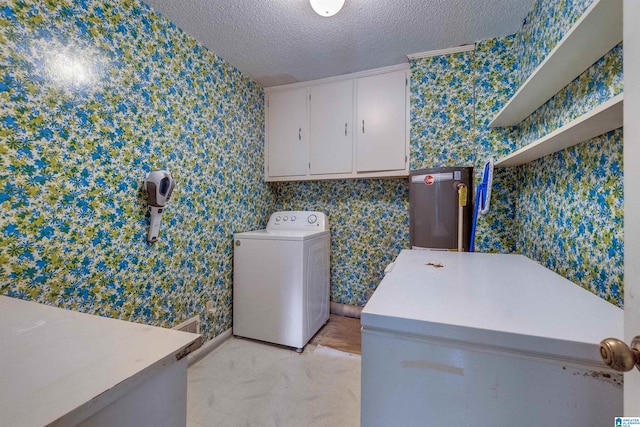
[{"xmin": 234, "ymin": 229, "xmax": 329, "ymax": 241}]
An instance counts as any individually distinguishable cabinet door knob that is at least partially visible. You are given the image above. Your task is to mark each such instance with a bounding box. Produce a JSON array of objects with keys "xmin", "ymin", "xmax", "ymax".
[
  {"xmin": 345, "ymin": 123, "xmax": 348, "ymax": 136},
  {"xmin": 362, "ymin": 120, "xmax": 365, "ymax": 134},
  {"xmin": 299, "ymin": 127, "xmax": 302, "ymax": 140}
]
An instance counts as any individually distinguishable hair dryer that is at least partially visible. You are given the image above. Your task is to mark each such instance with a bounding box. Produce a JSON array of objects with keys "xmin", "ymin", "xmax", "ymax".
[{"xmin": 143, "ymin": 170, "xmax": 175, "ymax": 242}]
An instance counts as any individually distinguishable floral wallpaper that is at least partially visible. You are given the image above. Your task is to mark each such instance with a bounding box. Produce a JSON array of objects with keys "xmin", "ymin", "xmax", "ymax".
[
  {"xmin": 511, "ymin": 0, "xmax": 624, "ymax": 306},
  {"xmin": 516, "ymin": 130, "xmax": 623, "ymax": 306},
  {"xmin": 1, "ymin": 0, "xmax": 623, "ymax": 321},
  {"xmin": 0, "ymin": 0, "xmax": 275, "ymax": 339},
  {"xmin": 410, "ymin": 50, "xmax": 475, "ymax": 168},
  {"xmin": 468, "ymin": 37, "xmax": 520, "ymax": 254},
  {"xmin": 515, "ymin": 0, "xmax": 593, "ymax": 86}
]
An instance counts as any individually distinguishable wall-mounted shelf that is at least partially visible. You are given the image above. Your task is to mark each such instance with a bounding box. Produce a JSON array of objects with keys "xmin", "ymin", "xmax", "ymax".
[
  {"xmin": 495, "ymin": 94, "xmax": 623, "ymax": 167},
  {"xmin": 489, "ymin": 0, "xmax": 622, "ymax": 128}
]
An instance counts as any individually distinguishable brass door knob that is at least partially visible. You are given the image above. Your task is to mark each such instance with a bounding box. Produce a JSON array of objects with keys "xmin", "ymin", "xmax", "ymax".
[{"xmin": 599, "ymin": 336, "xmax": 640, "ymax": 372}]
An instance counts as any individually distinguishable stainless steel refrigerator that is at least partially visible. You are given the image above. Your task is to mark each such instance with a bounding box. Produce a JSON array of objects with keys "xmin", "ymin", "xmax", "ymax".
[{"xmin": 409, "ymin": 167, "xmax": 473, "ymax": 251}]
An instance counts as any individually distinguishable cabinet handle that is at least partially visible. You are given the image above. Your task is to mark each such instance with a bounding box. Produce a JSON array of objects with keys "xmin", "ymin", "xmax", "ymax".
[
  {"xmin": 299, "ymin": 127, "xmax": 302, "ymax": 140},
  {"xmin": 345, "ymin": 123, "xmax": 348, "ymax": 136},
  {"xmin": 362, "ymin": 120, "xmax": 365, "ymax": 134}
]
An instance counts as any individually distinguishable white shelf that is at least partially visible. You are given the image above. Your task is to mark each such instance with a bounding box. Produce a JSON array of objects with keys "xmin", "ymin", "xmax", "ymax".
[
  {"xmin": 495, "ymin": 93, "xmax": 623, "ymax": 167},
  {"xmin": 489, "ymin": 0, "xmax": 622, "ymax": 128}
]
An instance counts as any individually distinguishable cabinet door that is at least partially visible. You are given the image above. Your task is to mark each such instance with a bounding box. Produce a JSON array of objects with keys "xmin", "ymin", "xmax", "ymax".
[
  {"xmin": 309, "ymin": 81, "xmax": 353, "ymax": 175},
  {"xmin": 267, "ymin": 88, "xmax": 308, "ymax": 177},
  {"xmin": 356, "ymin": 70, "xmax": 407, "ymax": 173}
]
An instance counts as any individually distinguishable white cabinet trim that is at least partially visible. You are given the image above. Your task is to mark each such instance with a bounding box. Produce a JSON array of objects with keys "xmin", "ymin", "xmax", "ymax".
[
  {"xmin": 264, "ymin": 63, "xmax": 410, "ymax": 93},
  {"xmin": 407, "ymin": 44, "xmax": 475, "ymax": 60}
]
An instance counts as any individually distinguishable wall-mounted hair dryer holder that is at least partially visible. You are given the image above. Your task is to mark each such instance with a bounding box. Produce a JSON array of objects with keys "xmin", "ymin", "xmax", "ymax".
[
  {"xmin": 143, "ymin": 170, "xmax": 175, "ymax": 243},
  {"xmin": 147, "ymin": 205, "xmax": 165, "ymax": 243}
]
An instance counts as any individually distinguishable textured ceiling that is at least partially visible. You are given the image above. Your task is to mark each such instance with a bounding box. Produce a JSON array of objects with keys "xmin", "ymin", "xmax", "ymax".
[{"xmin": 141, "ymin": 0, "xmax": 535, "ymax": 87}]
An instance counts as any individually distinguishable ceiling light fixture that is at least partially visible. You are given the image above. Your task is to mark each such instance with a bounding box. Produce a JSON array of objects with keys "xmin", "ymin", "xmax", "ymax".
[{"xmin": 310, "ymin": 0, "xmax": 345, "ymax": 17}]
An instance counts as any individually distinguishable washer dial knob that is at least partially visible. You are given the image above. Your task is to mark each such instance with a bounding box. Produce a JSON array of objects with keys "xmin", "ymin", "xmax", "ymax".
[{"xmin": 307, "ymin": 214, "xmax": 317, "ymax": 224}]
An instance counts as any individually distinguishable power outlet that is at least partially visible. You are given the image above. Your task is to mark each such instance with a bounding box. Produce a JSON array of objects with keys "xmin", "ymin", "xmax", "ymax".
[{"xmin": 205, "ymin": 300, "xmax": 214, "ymax": 313}]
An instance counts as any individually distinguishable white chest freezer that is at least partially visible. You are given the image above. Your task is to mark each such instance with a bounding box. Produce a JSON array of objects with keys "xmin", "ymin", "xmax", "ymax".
[{"xmin": 361, "ymin": 250, "xmax": 623, "ymax": 427}]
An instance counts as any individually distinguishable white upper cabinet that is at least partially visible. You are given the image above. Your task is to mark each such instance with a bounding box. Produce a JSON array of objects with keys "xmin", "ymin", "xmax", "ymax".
[
  {"xmin": 266, "ymin": 88, "xmax": 308, "ymax": 177},
  {"xmin": 309, "ymin": 80, "xmax": 354, "ymax": 175},
  {"xmin": 356, "ymin": 70, "xmax": 407, "ymax": 173},
  {"xmin": 265, "ymin": 65, "xmax": 409, "ymax": 182}
]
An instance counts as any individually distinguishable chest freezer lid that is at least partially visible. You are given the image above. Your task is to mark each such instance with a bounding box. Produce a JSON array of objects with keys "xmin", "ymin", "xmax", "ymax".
[{"xmin": 361, "ymin": 250, "xmax": 623, "ymax": 366}]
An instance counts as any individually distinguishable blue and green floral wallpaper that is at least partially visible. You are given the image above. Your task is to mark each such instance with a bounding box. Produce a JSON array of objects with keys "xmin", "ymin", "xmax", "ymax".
[
  {"xmin": 515, "ymin": 0, "xmax": 593, "ymax": 86},
  {"xmin": 1, "ymin": 0, "xmax": 624, "ymax": 327},
  {"xmin": 516, "ymin": 130, "xmax": 623, "ymax": 305},
  {"xmin": 0, "ymin": 0, "xmax": 275, "ymax": 339},
  {"xmin": 472, "ymin": 37, "xmax": 521, "ymax": 254},
  {"xmin": 410, "ymin": 50, "xmax": 475, "ymax": 168},
  {"xmin": 510, "ymin": 0, "xmax": 624, "ymax": 306}
]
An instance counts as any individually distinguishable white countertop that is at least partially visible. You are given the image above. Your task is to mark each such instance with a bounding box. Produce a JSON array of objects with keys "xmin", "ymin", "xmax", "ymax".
[
  {"xmin": 361, "ymin": 250, "xmax": 624, "ymax": 365},
  {"xmin": 0, "ymin": 296, "xmax": 201, "ymax": 427}
]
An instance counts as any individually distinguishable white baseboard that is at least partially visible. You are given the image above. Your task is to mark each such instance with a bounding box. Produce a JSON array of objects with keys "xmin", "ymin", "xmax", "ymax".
[
  {"xmin": 330, "ymin": 302, "xmax": 363, "ymax": 319},
  {"xmin": 187, "ymin": 328, "xmax": 232, "ymax": 367}
]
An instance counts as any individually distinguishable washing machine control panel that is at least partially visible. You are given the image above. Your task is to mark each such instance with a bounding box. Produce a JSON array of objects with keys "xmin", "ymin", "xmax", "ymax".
[{"xmin": 267, "ymin": 211, "xmax": 328, "ymax": 231}]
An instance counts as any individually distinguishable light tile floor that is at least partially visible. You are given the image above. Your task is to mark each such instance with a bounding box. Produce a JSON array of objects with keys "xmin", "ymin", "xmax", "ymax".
[{"xmin": 187, "ymin": 337, "xmax": 361, "ymax": 427}]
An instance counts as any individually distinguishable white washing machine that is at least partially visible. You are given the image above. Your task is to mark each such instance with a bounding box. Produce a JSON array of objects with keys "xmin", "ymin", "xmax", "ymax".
[{"xmin": 233, "ymin": 211, "xmax": 330, "ymax": 351}]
